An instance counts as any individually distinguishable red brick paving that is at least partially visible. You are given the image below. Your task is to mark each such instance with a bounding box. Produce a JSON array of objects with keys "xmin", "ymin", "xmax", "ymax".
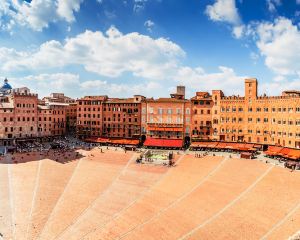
[{"xmin": 0, "ymin": 151, "xmax": 300, "ymax": 240}]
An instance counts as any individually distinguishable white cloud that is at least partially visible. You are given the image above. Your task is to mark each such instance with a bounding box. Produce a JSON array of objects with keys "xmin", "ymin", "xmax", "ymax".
[
  {"xmin": 133, "ymin": 0, "xmax": 148, "ymax": 12},
  {"xmin": 205, "ymin": 0, "xmax": 241, "ymax": 25},
  {"xmin": 56, "ymin": 0, "xmax": 84, "ymax": 22},
  {"xmin": 232, "ymin": 25, "xmax": 244, "ymax": 38},
  {"xmin": 297, "ymin": 0, "xmax": 300, "ymax": 4},
  {"xmin": 4, "ymin": 72, "xmax": 164, "ymax": 98},
  {"xmin": 0, "ymin": 26, "xmax": 185, "ymax": 80},
  {"xmin": 8, "ymin": 73, "xmax": 80, "ymax": 97},
  {"xmin": 205, "ymin": 0, "xmax": 245, "ymax": 39},
  {"xmin": 0, "ymin": 0, "xmax": 84, "ymax": 31},
  {"xmin": 144, "ymin": 20, "xmax": 155, "ymax": 32},
  {"xmin": 80, "ymin": 79, "xmax": 162, "ymax": 97},
  {"xmin": 175, "ymin": 66, "xmax": 247, "ymax": 95},
  {"xmin": 0, "ymin": 24, "xmax": 249, "ymax": 98},
  {"xmin": 272, "ymin": 75, "xmax": 286, "ymax": 82},
  {"xmin": 260, "ymin": 78, "xmax": 300, "ymax": 95},
  {"xmin": 266, "ymin": 0, "xmax": 281, "ymax": 12},
  {"xmin": 250, "ymin": 52, "xmax": 259, "ymax": 64},
  {"xmin": 255, "ymin": 17, "xmax": 300, "ymax": 76}
]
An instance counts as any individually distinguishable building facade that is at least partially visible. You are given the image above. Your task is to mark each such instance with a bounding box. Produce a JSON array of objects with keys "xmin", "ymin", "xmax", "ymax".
[
  {"xmin": 141, "ymin": 86, "xmax": 191, "ymax": 147},
  {"xmin": 0, "ymin": 80, "xmax": 68, "ymax": 146},
  {"xmin": 76, "ymin": 95, "xmax": 144, "ymax": 139},
  {"xmin": 0, "ymin": 88, "xmax": 38, "ymax": 145},
  {"xmin": 43, "ymin": 93, "xmax": 77, "ymax": 134},
  {"xmin": 2, "ymin": 78, "xmax": 300, "ymax": 149},
  {"xmin": 190, "ymin": 92, "xmax": 213, "ymax": 141},
  {"xmin": 212, "ymin": 78, "xmax": 300, "ymax": 148}
]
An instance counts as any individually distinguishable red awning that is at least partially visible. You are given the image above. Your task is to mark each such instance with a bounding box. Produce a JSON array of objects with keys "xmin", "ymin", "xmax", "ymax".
[
  {"xmin": 277, "ymin": 148, "xmax": 291, "ymax": 156},
  {"xmin": 85, "ymin": 137, "xmax": 109, "ymax": 143},
  {"xmin": 190, "ymin": 142, "xmax": 211, "ymax": 148},
  {"xmin": 109, "ymin": 139, "xmax": 139, "ymax": 145},
  {"xmin": 144, "ymin": 138, "xmax": 183, "ymax": 148},
  {"xmin": 215, "ymin": 142, "xmax": 227, "ymax": 148},
  {"xmin": 286, "ymin": 149, "xmax": 300, "ymax": 159},
  {"xmin": 265, "ymin": 146, "xmax": 284, "ymax": 155}
]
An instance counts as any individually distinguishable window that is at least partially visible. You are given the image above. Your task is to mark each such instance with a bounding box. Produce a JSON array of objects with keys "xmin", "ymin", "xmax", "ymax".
[
  {"xmin": 159, "ymin": 116, "xmax": 163, "ymax": 123},
  {"xmin": 149, "ymin": 107, "xmax": 153, "ymax": 114},
  {"xmin": 186, "ymin": 108, "xmax": 190, "ymax": 114},
  {"xmin": 167, "ymin": 108, "xmax": 172, "ymax": 114},
  {"xmin": 158, "ymin": 108, "xmax": 163, "ymax": 114}
]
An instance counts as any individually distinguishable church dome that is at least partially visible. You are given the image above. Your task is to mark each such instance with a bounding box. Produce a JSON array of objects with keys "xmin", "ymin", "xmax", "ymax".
[{"xmin": 0, "ymin": 78, "xmax": 12, "ymax": 92}]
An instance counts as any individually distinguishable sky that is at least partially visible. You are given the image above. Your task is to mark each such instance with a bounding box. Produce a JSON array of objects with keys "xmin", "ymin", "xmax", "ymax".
[{"xmin": 0, "ymin": 0, "xmax": 300, "ymax": 99}]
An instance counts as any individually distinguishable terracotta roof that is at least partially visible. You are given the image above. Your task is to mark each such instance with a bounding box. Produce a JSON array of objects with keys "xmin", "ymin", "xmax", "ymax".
[
  {"xmin": 77, "ymin": 96, "xmax": 108, "ymax": 101},
  {"xmin": 106, "ymin": 98, "xmax": 136, "ymax": 103},
  {"xmin": 146, "ymin": 98, "xmax": 189, "ymax": 103}
]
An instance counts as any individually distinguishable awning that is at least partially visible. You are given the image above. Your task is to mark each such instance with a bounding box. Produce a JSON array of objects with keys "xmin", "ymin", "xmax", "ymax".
[
  {"xmin": 264, "ymin": 146, "xmax": 284, "ymax": 155},
  {"xmin": 110, "ymin": 139, "xmax": 139, "ymax": 145},
  {"xmin": 277, "ymin": 148, "xmax": 291, "ymax": 156},
  {"xmin": 190, "ymin": 142, "xmax": 211, "ymax": 148},
  {"xmin": 85, "ymin": 137, "xmax": 109, "ymax": 143},
  {"xmin": 215, "ymin": 142, "xmax": 227, "ymax": 148},
  {"xmin": 244, "ymin": 143, "xmax": 254, "ymax": 148},
  {"xmin": 207, "ymin": 143, "xmax": 218, "ymax": 148},
  {"xmin": 225, "ymin": 143, "xmax": 238, "ymax": 149},
  {"xmin": 144, "ymin": 138, "xmax": 183, "ymax": 148},
  {"xmin": 148, "ymin": 127, "xmax": 183, "ymax": 132},
  {"xmin": 286, "ymin": 149, "xmax": 300, "ymax": 159}
]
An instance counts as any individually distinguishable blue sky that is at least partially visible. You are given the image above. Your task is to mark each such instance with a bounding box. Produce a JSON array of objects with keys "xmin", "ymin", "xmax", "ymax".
[{"xmin": 0, "ymin": 0, "xmax": 300, "ymax": 99}]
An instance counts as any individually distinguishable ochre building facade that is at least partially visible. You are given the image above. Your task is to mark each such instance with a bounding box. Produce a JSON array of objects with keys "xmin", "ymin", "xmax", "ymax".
[
  {"xmin": 214, "ymin": 79, "xmax": 300, "ymax": 148},
  {"xmin": 141, "ymin": 86, "xmax": 191, "ymax": 143}
]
